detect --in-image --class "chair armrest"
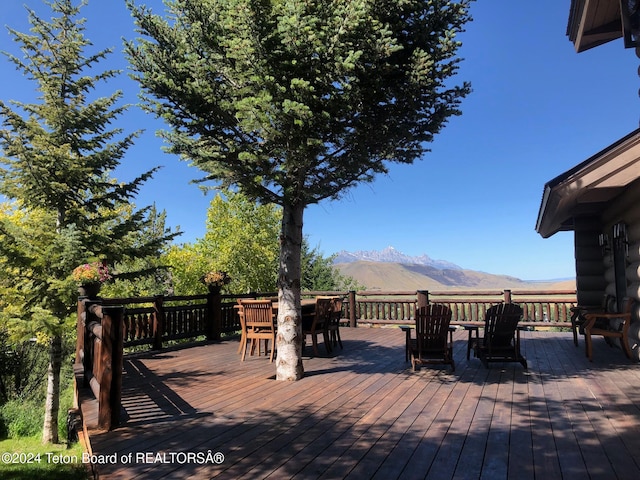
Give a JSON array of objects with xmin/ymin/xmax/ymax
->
[
  {"xmin": 571, "ymin": 305, "xmax": 601, "ymax": 312},
  {"xmin": 583, "ymin": 312, "xmax": 631, "ymax": 332},
  {"xmin": 583, "ymin": 312, "xmax": 631, "ymax": 320},
  {"xmin": 399, "ymin": 325, "xmax": 412, "ymax": 340}
]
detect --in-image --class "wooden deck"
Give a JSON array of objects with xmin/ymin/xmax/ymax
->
[{"xmin": 80, "ymin": 327, "xmax": 640, "ymax": 479}]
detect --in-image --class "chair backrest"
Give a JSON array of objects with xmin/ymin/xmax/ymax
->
[
  {"xmin": 613, "ymin": 297, "xmax": 635, "ymax": 332},
  {"xmin": 415, "ymin": 304, "xmax": 452, "ymax": 351},
  {"xmin": 329, "ymin": 297, "xmax": 344, "ymax": 326},
  {"xmin": 483, "ymin": 303, "xmax": 523, "ymax": 348},
  {"xmin": 311, "ymin": 297, "xmax": 333, "ymax": 331},
  {"xmin": 239, "ymin": 300, "xmax": 274, "ymax": 330}
]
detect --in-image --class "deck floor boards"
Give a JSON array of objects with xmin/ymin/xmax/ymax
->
[{"xmin": 80, "ymin": 327, "xmax": 640, "ymax": 479}]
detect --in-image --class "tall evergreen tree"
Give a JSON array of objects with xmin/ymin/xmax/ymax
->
[
  {"xmin": 0, "ymin": 0, "xmax": 176, "ymax": 443},
  {"xmin": 126, "ymin": 0, "xmax": 472, "ymax": 380}
]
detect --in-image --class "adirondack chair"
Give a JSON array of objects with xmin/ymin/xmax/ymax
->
[
  {"xmin": 405, "ymin": 304, "xmax": 455, "ymax": 371},
  {"xmin": 466, "ymin": 303, "xmax": 527, "ymax": 369}
]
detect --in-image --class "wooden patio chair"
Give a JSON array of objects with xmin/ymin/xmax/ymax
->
[
  {"xmin": 583, "ymin": 297, "xmax": 634, "ymax": 361},
  {"xmin": 327, "ymin": 297, "xmax": 344, "ymax": 351},
  {"xmin": 315, "ymin": 295, "xmax": 344, "ymax": 353},
  {"xmin": 238, "ymin": 299, "xmax": 276, "ymax": 362},
  {"xmin": 303, "ymin": 297, "xmax": 333, "ymax": 356},
  {"xmin": 570, "ymin": 294, "xmax": 615, "ymax": 346},
  {"xmin": 405, "ymin": 304, "xmax": 455, "ymax": 371},
  {"xmin": 236, "ymin": 300, "xmax": 247, "ymax": 354},
  {"xmin": 466, "ymin": 303, "xmax": 527, "ymax": 369}
]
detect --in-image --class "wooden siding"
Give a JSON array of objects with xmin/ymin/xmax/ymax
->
[
  {"xmin": 78, "ymin": 327, "xmax": 640, "ymax": 480},
  {"xmin": 574, "ymin": 216, "xmax": 606, "ymax": 305},
  {"xmin": 602, "ymin": 181, "xmax": 640, "ymax": 357}
]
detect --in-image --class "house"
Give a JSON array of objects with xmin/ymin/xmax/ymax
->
[{"xmin": 536, "ymin": 0, "xmax": 640, "ymax": 358}]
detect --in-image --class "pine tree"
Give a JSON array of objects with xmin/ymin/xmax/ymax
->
[
  {"xmin": 0, "ymin": 0, "xmax": 177, "ymax": 442},
  {"xmin": 126, "ymin": 0, "xmax": 472, "ymax": 380}
]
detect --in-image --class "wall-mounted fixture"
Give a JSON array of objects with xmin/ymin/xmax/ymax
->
[
  {"xmin": 613, "ymin": 222, "xmax": 629, "ymax": 257},
  {"xmin": 599, "ymin": 233, "xmax": 611, "ymax": 257},
  {"xmin": 621, "ymin": 0, "xmax": 640, "ymax": 48}
]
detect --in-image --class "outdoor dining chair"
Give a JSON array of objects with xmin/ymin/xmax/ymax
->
[
  {"xmin": 465, "ymin": 303, "xmax": 527, "ymax": 369},
  {"xmin": 405, "ymin": 304, "xmax": 455, "ymax": 371},
  {"xmin": 238, "ymin": 299, "xmax": 276, "ymax": 362},
  {"xmin": 303, "ymin": 297, "xmax": 333, "ymax": 356},
  {"xmin": 327, "ymin": 297, "xmax": 344, "ymax": 351}
]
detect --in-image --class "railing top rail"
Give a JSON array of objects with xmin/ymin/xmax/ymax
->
[
  {"xmin": 510, "ymin": 289, "xmax": 577, "ymax": 296},
  {"xmin": 427, "ymin": 290, "xmax": 505, "ymax": 297},
  {"xmin": 357, "ymin": 298, "xmax": 417, "ymax": 303},
  {"xmin": 355, "ymin": 290, "xmax": 418, "ymax": 297}
]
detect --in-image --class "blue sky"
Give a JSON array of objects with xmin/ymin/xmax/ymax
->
[{"xmin": 1, "ymin": 1, "xmax": 639, "ymax": 280}]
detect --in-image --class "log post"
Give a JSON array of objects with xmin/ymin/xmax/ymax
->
[
  {"xmin": 206, "ymin": 288, "xmax": 222, "ymax": 341},
  {"xmin": 348, "ymin": 291, "xmax": 357, "ymax": 328},
  {"xmin": 417, "ymin": 290, "xmax": 429, "ymax": 308},
  {"xmin": 97, "ymin": 305, "xmax": 124, "ymax": 430},
  {"xmin": 153, "ymin": 295, "xmax": 165, "ymax": 350},
  {"xmin": 82, "ymin": 300, "xmax": 100, "ymax": 388},
  {"xmin": 75, "ymin": 299, "xmax": 85, "ymax": 368},
  {"xmin": 504, "ymin": 289, "xmax": 512, "ymax": 304}
]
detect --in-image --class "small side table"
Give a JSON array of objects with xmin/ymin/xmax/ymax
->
[{"xmin": 461, "ymin": 324, "xmax": 479, "ymax": 360}]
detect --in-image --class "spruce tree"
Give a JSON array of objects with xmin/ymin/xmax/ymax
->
[
  {"xmin": 0, "ymin": 0, "xmax": 176, "ymax": 442},
  {"xmin": 126, "ymin": 0, "xmax": 472, "ymax": 380}
]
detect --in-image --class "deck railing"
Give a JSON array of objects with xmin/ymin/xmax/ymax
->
[
  {"xmin": 74, "ymin": 300, "xmax": 124, "ymax": 430},
  {"xmin": 74, "ymin": 287, "xmax": 576, "ymax": 430},
  {"xmin": 345, "ymin": 289, "xmax": 577, "ymax": 327}
]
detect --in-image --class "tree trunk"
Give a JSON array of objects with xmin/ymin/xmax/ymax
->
[
  {"xmin": 42, "ymin": 334, "xmax": 62, "ymax": 444},
  {"xmin": 276, "ymin": 201, "xmax": 305, "ymax": 381}
]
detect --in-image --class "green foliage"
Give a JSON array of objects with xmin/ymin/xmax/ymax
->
[
  {"xmin": 100, "ymin": 206, "xmax": 179, "ymax": 298},
  {"xmin": 126, "ymin": 0, "xmax": 472, "ymax": 208},
  {"xmin": 126, "ymin": 0, "xmax": 472, "ymax": 377},
  {"xmin": 163, "ymin": 191, "xmax": 357, "ymax": 295},
  {"xmin": 164, "ymin": 190, "xmax": 281, "ymax": 294},
  {"xmin": 0, "ymin": 331, "xmax": 48, "ymax": 404},
  {"xmin": 0, "ymin": 437, "xmax": 88, "ymax": 479},
  {"xmin": 0, "ymin": 399, "xmax": 43, "ymax": 439},
  {"xmin": 0, "ymin": 0, "xmax": 177, "ymax": 441}
]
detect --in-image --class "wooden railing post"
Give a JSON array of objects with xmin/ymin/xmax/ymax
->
[
  {"xmin": 82, "ymin": 300, "xmax": 100, "ymax": 388},
  {"xmin": 348, "ymin": 290, "xmax": 357, "ymax": 328},
  {"xmin": 206, "ymin": 288, "xmax": 222, "ymax": 341},
  {"xmin": 504, "ymin": 289, "xmax": 512, "ymax": 304},
  {"xmin": 98, "ymin": 305, "xmax": 124, "ymax": 430},
  {"xmin": 417, "ymin": 290, "xmax": 429, "ymax": 308},
  {"xmin": 153, "ymin": 295, "xmax": 165, "ymax": 350},
  {"xmin": 75, "ymin": 299, "xmax": 85, "ymax": 370}
]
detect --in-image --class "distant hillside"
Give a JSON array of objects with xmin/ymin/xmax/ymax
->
[
  {"xmin": 332, "ymin": 247, "xmax": 575, "ymax": 291},
  {"xmin": 334, "ymin": 246, "xmax": 462, "ymax": 271}
]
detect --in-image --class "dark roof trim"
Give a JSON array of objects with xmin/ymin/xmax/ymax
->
[{"xmin": 536, "ymin": 127, "xmax": 640, "ymax": 237}]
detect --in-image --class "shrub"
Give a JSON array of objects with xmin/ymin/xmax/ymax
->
[{"xmin": 0, "ymin": 400, "xmax": 43, "ymax": 439}]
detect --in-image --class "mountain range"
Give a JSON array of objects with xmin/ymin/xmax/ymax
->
[
  {"xmin": 332, "ymin": 246, "xmax": 575, "ymax": 291},
  {"xmin": 333, "ymin": 246, "xmax": 462, "ymax": 271}
]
